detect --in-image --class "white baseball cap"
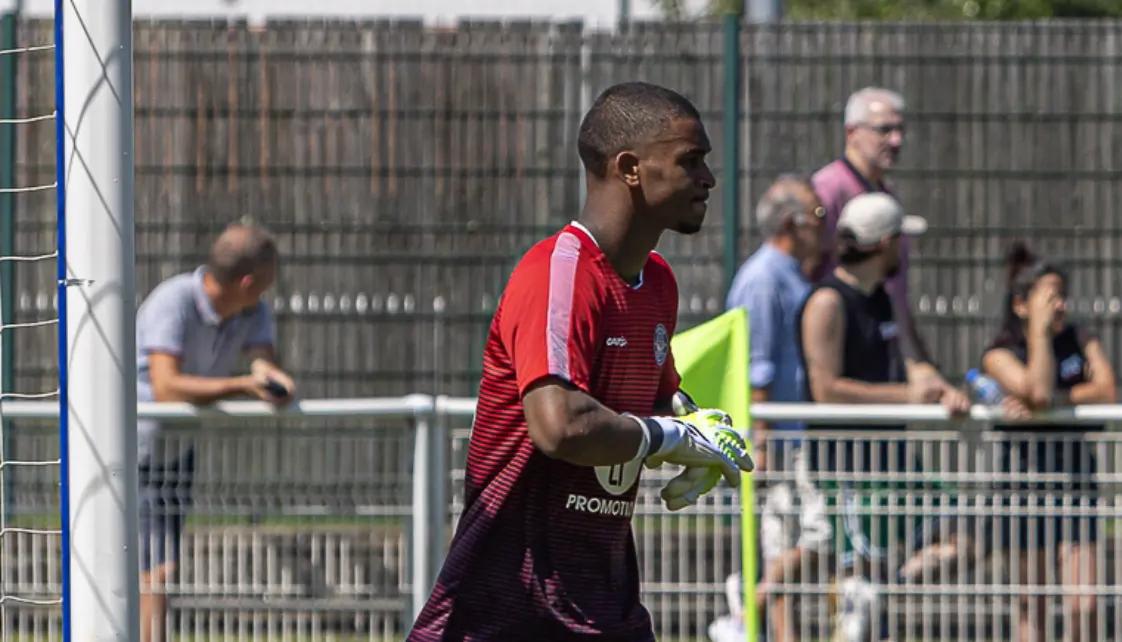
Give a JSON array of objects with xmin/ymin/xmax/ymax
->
[{"xmin": 836, "ymin": 192, "xmax": 927, "ymax": 247}]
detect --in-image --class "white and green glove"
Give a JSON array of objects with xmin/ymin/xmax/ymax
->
[
  {"xmin": 624, "ymin": 399, "xmax": 754, "ymax": 512},
  {"xmin": 658, "ymin": 409, "xmax": 752, "ymax": 511}
]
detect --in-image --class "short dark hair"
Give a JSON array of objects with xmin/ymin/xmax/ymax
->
[
  {"xmin": 207, "ymin": 223, "xmax": 278, "ymax": 284},
  {"xmin": 577, "ymin": 82, "xmax": 701, "ymax": 178}
]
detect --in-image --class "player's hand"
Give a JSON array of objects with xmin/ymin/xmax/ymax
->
[
  {"xmin": 637, "ymin": 409, "xmax": 753, "ymax": 486},
  {"xmin": 679, "ymin": 409, "xmax": 754, "ymax": 475},
  {"xmin": 660, "ymin": 465, "xmax": 721, "ymax": 511},
  {"xmin": 653, "ymin": 398, "xmax": 754, "ymax": 510},
  {"xmin": 657, "ymin": 411, "xmax": 755, "ymax": 511}
]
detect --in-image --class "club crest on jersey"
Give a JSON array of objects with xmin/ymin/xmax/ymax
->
[{"xmin": 654, "ymin": 323, "xmax": 669, "ymax": 366}]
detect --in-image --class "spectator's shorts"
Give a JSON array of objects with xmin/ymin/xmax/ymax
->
[
  {"xmin": 139, "ymin": 449, "xmax": 195, "ymax": 572},
  {"xmin": 994, "ymin": 437, "xmax": 1100, "ymax": 550}
]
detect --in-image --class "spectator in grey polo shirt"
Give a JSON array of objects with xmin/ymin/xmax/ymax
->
[
  {"xmin": 135, "ymin": 223, "xmax": 295, "ymax": 642},
  {"xmin": 726, "ymin": 176, "xmax": 828, "ymax": 642}
]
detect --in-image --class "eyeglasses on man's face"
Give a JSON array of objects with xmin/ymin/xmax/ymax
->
[{"xmin": 858, "ymin": 122, "xmax": 905, "ymax": 137}]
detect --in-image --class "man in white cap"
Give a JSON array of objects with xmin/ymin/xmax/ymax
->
[
  {"xmin": 799, "ymin": 192, "xmax": 964, "ymax": 412},
  {"xmin": 796, "ymin": 192, "xmax": 968, "ymax": 641}
]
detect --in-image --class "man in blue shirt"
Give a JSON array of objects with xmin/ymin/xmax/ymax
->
[
  {"xmin": 726, "ymin": 176, "xmax": 828, "ymax": 642},
  {"xmin": 135, "ymin": 223, "xmax": 296, "ymax": 642}
]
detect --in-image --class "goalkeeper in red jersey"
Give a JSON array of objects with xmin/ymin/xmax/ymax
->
[{"xmin": 409, "ymin": 81, "xmax": 753, "ymax": 642}]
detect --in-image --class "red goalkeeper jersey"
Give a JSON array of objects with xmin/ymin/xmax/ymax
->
[{"xmin": 409, "ymin": 222, "xmax": 681, "ymax": 641}]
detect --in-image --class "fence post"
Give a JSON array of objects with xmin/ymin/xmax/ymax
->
[
  {"xmin": 429, "ymin": 297, "xmax": 449, "ymax": 592},
  {"xmin": 410, "ymin": 392, "xmax": 447, "ymax": 625},
  {"xmin": 410, "ymin": 404, "xmax": 433, "ymax": 623},
  {"xmin": 721, "ymin": 6, "xmax": 743, "ymax": 296},
  {"xmin": 428, "ymin": 396, "xmax": 448, "ymax": 595}
]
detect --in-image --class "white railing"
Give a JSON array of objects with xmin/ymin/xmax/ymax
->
[
  {"xmin": 752, "ymin": 402, "xmax": 1122, "ymax": 424},
  {"xmin": 13, "ymin": 398, "xmax": 1122, "ymax": 423}
]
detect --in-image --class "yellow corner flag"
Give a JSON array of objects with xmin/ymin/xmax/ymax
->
[{"xmin": 670, "ymin": 307, "xmax": 757, "ymax": 642}]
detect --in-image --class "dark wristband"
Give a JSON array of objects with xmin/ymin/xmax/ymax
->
[{"xmin": 643, "ymin": 417, "xmax": 665, "ymax": 455}]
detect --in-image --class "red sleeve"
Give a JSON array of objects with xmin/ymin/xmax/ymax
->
[
  {"xmin": 652, "ymin": 253, "xmax": 682, "ymax": 402},
  {"xmin": 499, "ymin": 233, "xmax": 604, "ymax": 396}
]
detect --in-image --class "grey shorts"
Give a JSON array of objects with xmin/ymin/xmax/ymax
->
[{"xmin": 138, "ymin": 450, "xmax": 194, "ymax": 572}]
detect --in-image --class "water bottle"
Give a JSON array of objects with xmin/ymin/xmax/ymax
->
[{"xmin": 965, "ymin": 368, "xmax": 1003, "ymax": 404}]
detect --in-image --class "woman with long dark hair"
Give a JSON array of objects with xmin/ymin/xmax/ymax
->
[{"xmin": 981, "ymin": 242, "xmax": 1115, "ymax": 642}]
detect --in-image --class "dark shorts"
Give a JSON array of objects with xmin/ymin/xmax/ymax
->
[
  {"xmin": 139, "ymin": 449, "xmax": 195, "ymax": 572},
  {"xmin": 898, "ymin": 436, "xmax": 1101, "ymax": 554},
  {"xmin": 991, "ymin": 437, "xmax": 1099, "ymax": 549},
  {"xmin": 993, "ymin": 493, "xmax": 1100, "ymax": 549}
]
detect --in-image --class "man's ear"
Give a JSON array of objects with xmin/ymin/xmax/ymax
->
[
  {"xmin": 239, "ymin": 274, "xmax": 255, "ymax": 291},
  {"xmin": 613, "ymin": 150, "xmax": 641, "ymax": 188}
]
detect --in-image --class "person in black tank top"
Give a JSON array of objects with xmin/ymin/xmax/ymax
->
[
  {"xmin": 801, "ymin": 273, "xmax": 907, "ymax": 428},
  {"xmin": 798, "ymin": 194, "xmax": 969, "ymax": 639},
  {"xmin": 979, "ymin": 243, "xmax": 1115, "ymax": 642},
  {"xmin": 799, "ymin": 194, "xmax": 968, "ymax": 469}
]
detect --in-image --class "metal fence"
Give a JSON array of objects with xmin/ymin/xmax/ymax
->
[
  {"xmin": 10, "ymin": 20, "xmax": 1122, "ymax": 396},
  {"xmin": 753, "ymin": 417, "xmax": 1120, "ymax": 642},
  {"xmin": 6, "ymin": 399, "xmax": 1122, "ymax": 641}
]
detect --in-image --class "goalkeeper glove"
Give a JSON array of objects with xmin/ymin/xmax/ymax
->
[
  {"xmin": 660, "ymin": 465, "xmax": 720, "ymax": 511},
  {"xmin": 624, "ymin": 409, "xmax": 753, "ymax": 488},
  {"xmin": 658, "ymin": 409, "xmax": 753, "ymax": 511}
]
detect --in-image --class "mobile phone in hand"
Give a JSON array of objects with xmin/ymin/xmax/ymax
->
[{"xmin": 264, "ymin": 378, "xmax": 290, "ymax": 398}]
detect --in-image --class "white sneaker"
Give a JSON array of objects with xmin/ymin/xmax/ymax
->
[{"xmin": 835, "ymin": 576, "xmax": 878, "ymax": 642}]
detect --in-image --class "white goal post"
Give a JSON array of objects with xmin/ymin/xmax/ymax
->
[{"xmin": 57, "ymin": 0, "xmax": 138, "ymax": 638}]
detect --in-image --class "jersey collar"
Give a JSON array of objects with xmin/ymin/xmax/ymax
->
[{"xmin": 568, "ymin": 220, "xmax": 645, "ymax": 289}]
